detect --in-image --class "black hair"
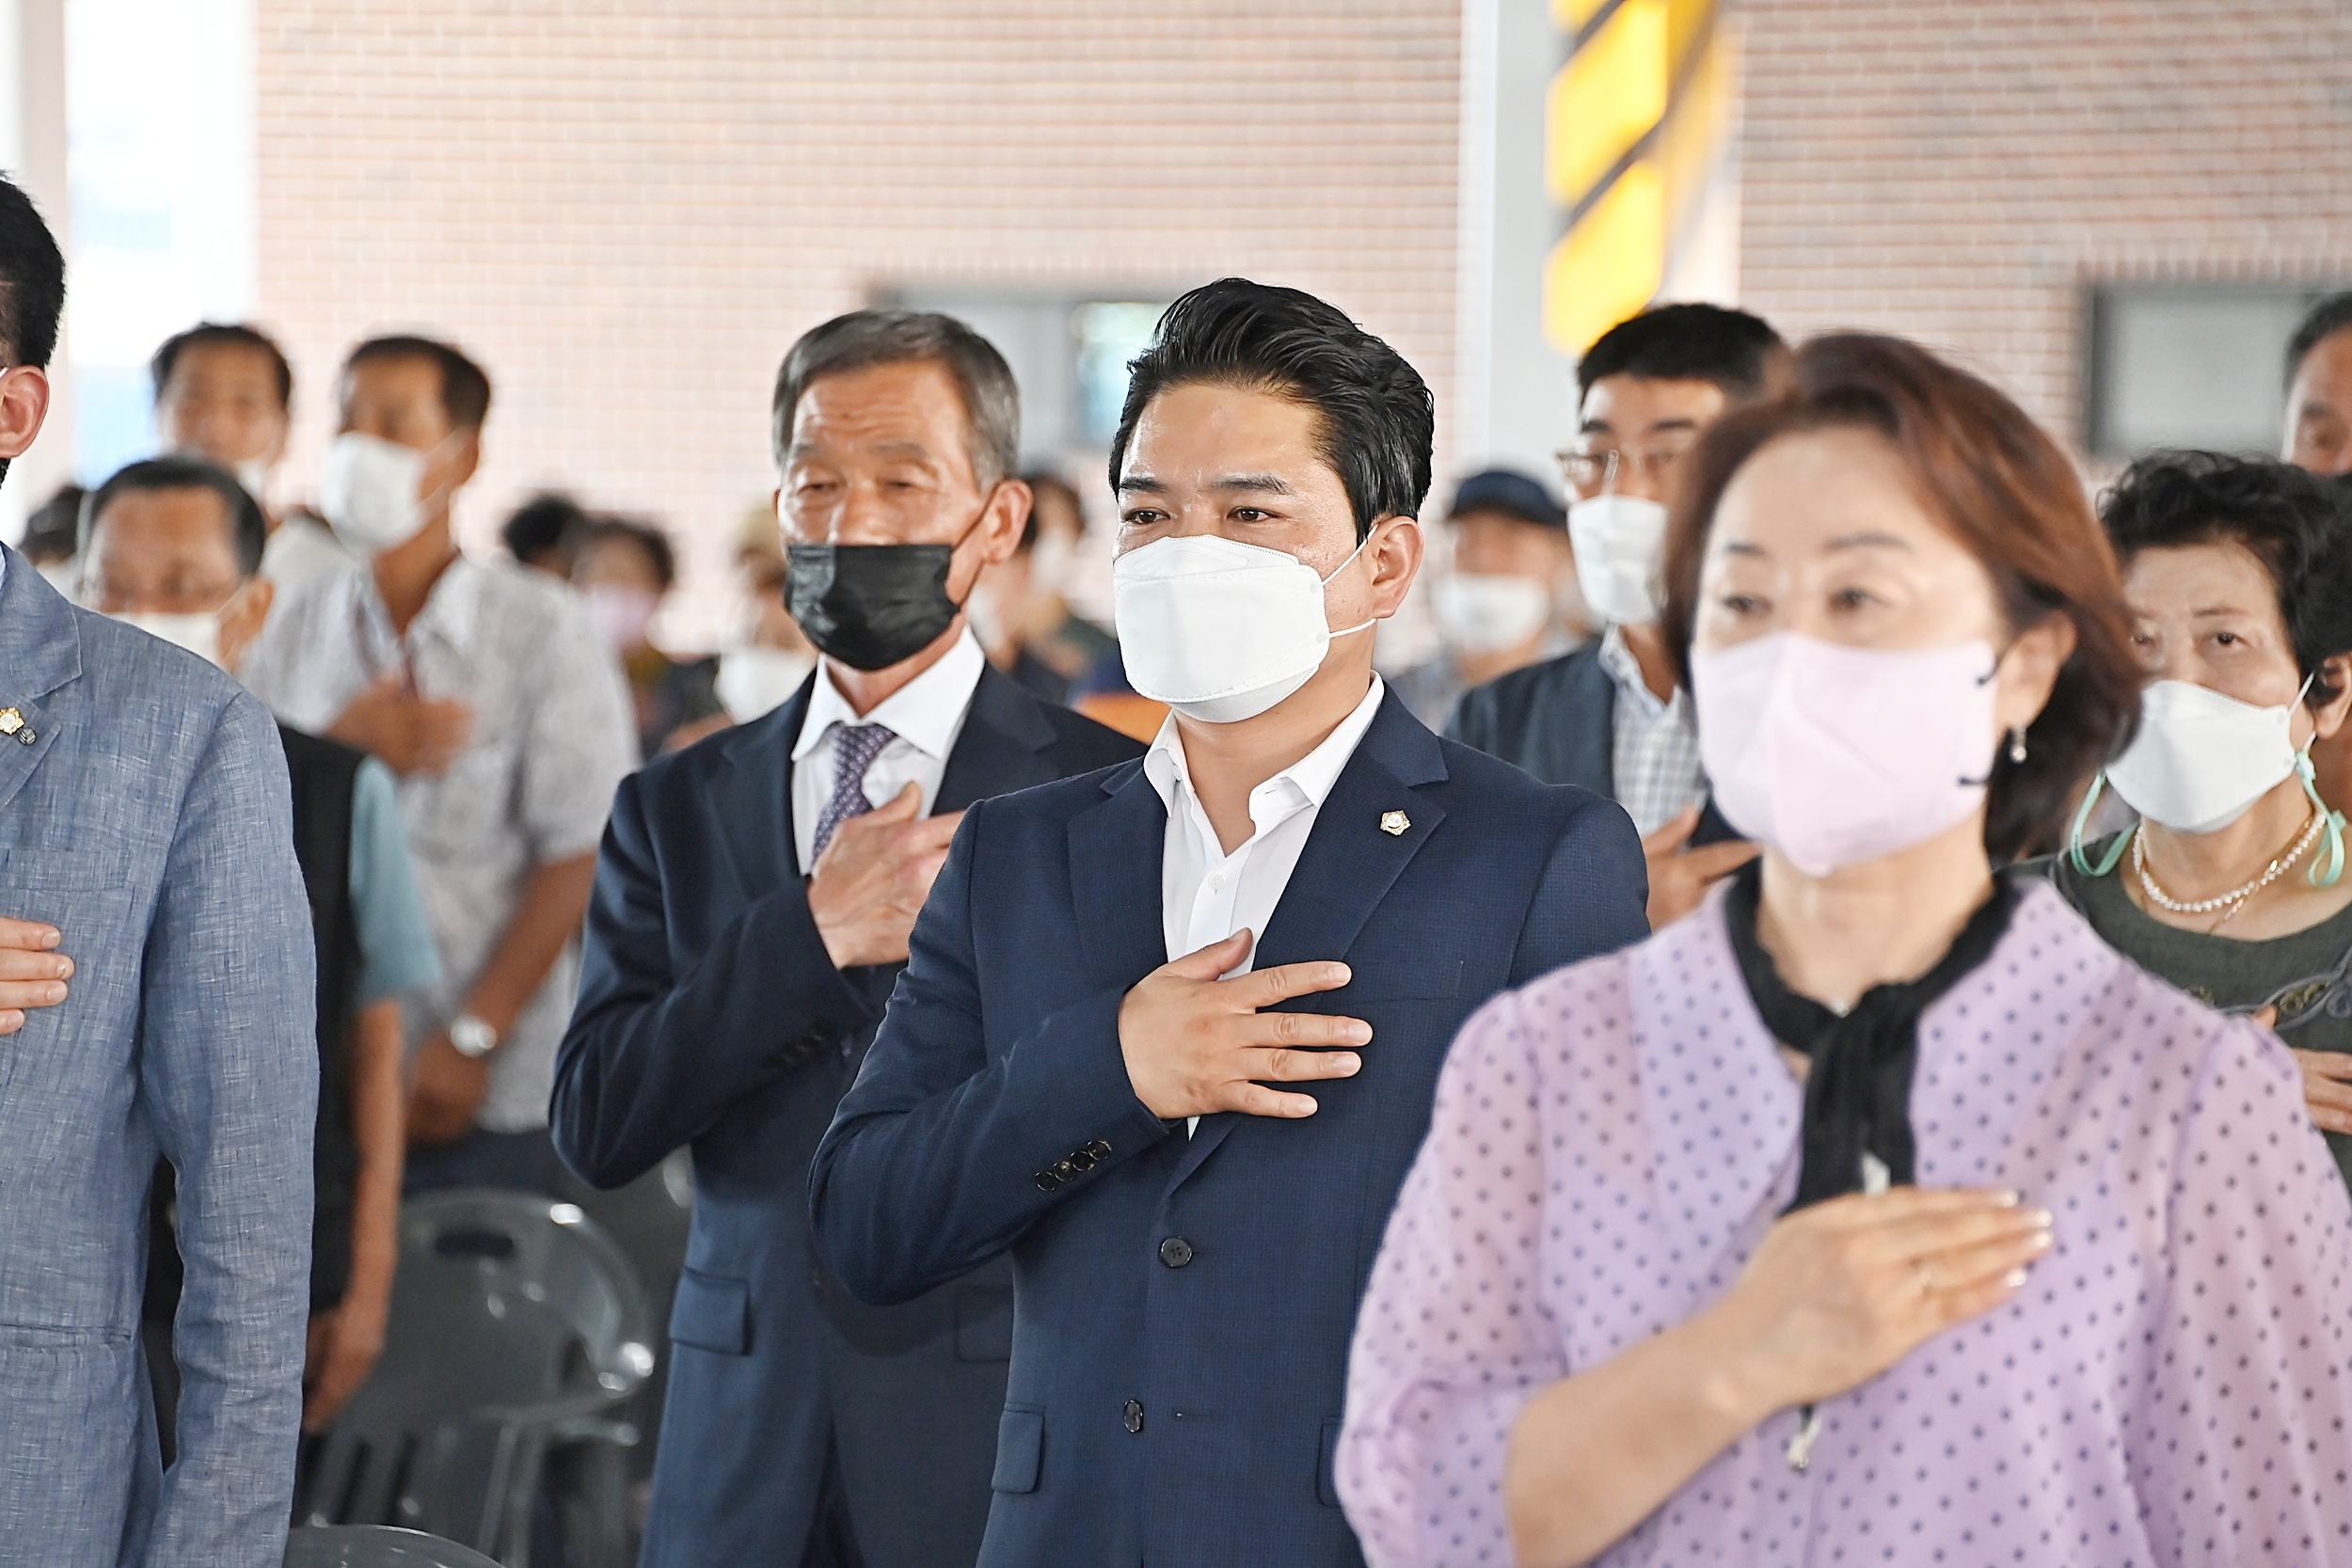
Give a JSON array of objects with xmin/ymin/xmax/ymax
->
[
  {"xmin": 2286, "ymin": 293, "xmax": 2352, "ymax": 389},
  {"xmin": 772, "ymin": 310, "xmax": 1020, "ymax": 487},
  {"xmin": 578, "ymin": 515, "xmax": 677, "ymax": 592},
  {"xmin": 87, "ymin": 455, "xmax": 268, "ymax": 578},
  {"xmin": 0, "ymin": 176, "xmax": 64, "ymax": 372},
  {"xmin": 345, "ymin": 334, "xmax": 492, "ymax": 431},
  {"xmin": 151, "ymin": 322, "xmax": 294, "ymax": 410},
  {"xmin": 502, "ymin": 492, "xmax": 588, "ymax": 570},
  {"xmin": 0, "ymin": 178, "xmax": 64, "ymax": 489},
  {"xmin": 20, "ymin": 483, "xmax": 82, "ymax": 563},
  {"xmin": 1108, "ymin": 277, "xmax": 1434, "ymax": 542},
  {"xmin": 1576, "ymin": 302, "xmax": 1788, "ymax": 402},
  {"xmin": 2100, "ymin": 450, "xmax": 2352, "ymax": 706}
]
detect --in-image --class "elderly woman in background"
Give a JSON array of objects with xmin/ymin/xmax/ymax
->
[
  {"xmin": 1336, "ymin": 335, "xmax": 2352, "ymax": 1567},
  {"xmin": 2044, "ymin": 451, "xmax": 2352, "ymax": 1186}
]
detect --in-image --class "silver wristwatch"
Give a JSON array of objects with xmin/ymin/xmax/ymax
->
[{"xmin": 449, "ymin": 1012, "xmax": 500, "ymax": 1059}]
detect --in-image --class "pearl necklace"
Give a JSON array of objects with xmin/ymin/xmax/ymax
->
[{"xmin": 2133, "ymin": 806, "xmax": 2325, "ymax": 927}]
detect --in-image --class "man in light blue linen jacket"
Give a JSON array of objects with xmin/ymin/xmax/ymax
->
[{"xmin": 0, "ymin": 175, "xmax": 318, "ymax": 1567}]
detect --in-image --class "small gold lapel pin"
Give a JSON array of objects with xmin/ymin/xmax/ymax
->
[
  {"xmin": 0, "ymin": 709, "xmax": 20, "ymax": 736},
  {"xmin": 1380, "ymin": 809, "xmax": 1410, "ymax": 836}
]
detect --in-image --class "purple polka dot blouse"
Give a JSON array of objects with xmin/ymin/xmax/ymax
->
[{"xmin": 1338, "ymin": 881, "xmax": 2352, "ymax": 1566}]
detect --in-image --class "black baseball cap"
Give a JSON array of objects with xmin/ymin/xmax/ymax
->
[{"xmin": 1445, "ymin": 468, "xmax": 1566, "ymax": 531}]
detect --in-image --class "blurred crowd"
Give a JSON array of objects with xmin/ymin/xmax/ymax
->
[{"xmin": 7, "ymin": 161, "xmax": 2352, "ymax": 1568}]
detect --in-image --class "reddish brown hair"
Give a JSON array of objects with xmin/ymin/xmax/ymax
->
[{"xmin": 1659, "ymin": 333, "xmax": 2140, "ymax": 861}]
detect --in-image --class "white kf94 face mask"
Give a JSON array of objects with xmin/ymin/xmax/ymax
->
[
  {"xmin": 1112, "ymin": 533, "xmax": 1375, "ymax": 724},
  {"xmin": 320, "ymin": 433, "xmax": 434, "ymax": 556},
  {"xmin": 1567, "ymin": 493, "xmax": 1670, "ymax": 626},
  {"xmin": 2106, "ymin": 676, "xmax": 2310, "ymax": 835},
  {"xmin": 1431, "ymin": 572, "xmax": 1550, "ymax": 654},
  {"xmin": 110, "ymin": 610, "xmax": 222, "ymax": 667}
]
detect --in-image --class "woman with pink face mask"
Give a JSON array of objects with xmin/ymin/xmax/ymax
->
[{"xmin": 1336, "ymin": 336, "xmax": 2352, "ymax": 1568}]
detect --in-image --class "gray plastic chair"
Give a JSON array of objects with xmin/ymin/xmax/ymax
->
[
  {"xmin": 284, "ymin": 1525, "xmax": 502, "ymax": 1567},
  {"xmin": 295, "ymin": 1191, "xmax": 656, "ymax": 1567}
]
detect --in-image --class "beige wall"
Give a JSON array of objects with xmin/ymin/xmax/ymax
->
[
  {"xmin": 1734, "ymin": 0, "xmax": 2352, "ymax": 442},
  {"xmin": 256, "ymin": 0, "xmax": 1463, "ymax": 636}
]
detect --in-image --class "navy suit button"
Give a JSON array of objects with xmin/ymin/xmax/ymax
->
[
  {"xmin": 1122, "ymin": 1399, "xmax": 1145, "ymax": 1433},
  {"xmin": 1067, "ymin": 1148, "xmax": 1097, "ymax": 1172},
  {"xmin": 1086, "ymin": 1139, "xmax": 1112, "ymax": 1159},
  {"xmin": 1035, "ymin": 1170, "xmax": 1063, "ymax": 1192},
  {"xmin": 1158, "ymin": 1237, "xmax": 1194, "ymax": 1268},
  {"xmin": 1054, "ymin": 1159, "xmax": 1079, "ymax": 1180}
]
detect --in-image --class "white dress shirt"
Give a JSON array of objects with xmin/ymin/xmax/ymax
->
[
  {"xmin": 791, "ymin": 628, "xmax": 988, "ymax": 874},
  {"xmin": 1142, "ymin": 675, "xmax": 1388, "ymax": 1133}
]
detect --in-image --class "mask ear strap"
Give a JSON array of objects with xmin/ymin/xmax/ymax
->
[
  {"xmin": 2068, "ymin": 773, "xmax": 2132, "ymax": 878},
  {"xmin": 2297, "ymin": 745, "xmax": 2347, "ymax": 889}
]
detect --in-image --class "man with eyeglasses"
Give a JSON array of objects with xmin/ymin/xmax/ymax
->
[{"xmin": 1448, "ymin": 303, "xmax": 1788, "ymax": 926}]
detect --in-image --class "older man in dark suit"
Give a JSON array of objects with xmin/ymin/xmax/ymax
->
[{"xmin": 551, "ymin": 310, "xmax": 1139, "ymax": 1568}]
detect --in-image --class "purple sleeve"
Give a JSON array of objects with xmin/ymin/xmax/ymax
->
[
  {"xmin": 2137, "ymin": 1019, "xmax": 2352, "ymax": 1566},
  {"xmin": 1337, "ymin": 985, "xmax": 1565, "ymax": 1568}
]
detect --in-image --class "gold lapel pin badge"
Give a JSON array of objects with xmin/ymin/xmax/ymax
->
[
  {"xmin": 0, "ymin": 707, "xmax": 28, "ymax": 743},
  {"xmin": 1380, "ymin": 809, "xmax": 1410, "ymax": 836}
]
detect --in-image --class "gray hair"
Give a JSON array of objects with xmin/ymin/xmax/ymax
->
[{"xmin": 771, "ymin": 309, "xmax": 1021, "ymax": 489}]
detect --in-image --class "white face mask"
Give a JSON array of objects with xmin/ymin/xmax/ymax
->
[
  {"xmin": 169, "ymin": 445, "xmax": 270, "ymax": 507},
  {"xmin": 1112, "ymin": 533, "xmax": 1375, "ymax": 724},
  {"xmin": 111, "ymin": 610, "xmax": 223, "ymax": 667},
  {"xmin": 320, "ymin": 433, "xmax": 434, "ymax": 555},
  {"xmin": 2106, "ymin": 676, "xmax": 2311, "ymax": 834},
  {"xmin": 713, "ymin": 644, "xmax": 816, "ymax": 723},
  {"xmin": 1028, "ymin": 528, "xmax": 1076, "ymax": 599},
  {"xmin": 1567, "ymin": 493, "xmax": 1670, "ymax": 626},
  {"xmin": 1431, "ymin": 572, "xmax": 1549, "ymax": 654}
]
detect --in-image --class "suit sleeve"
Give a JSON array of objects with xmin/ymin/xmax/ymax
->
[
  {"xmin": 811, "ymin": 799, "xmax": 1172, "ymax": 1306},
  {"xmin": 140, "ymin": 691, "xmax": 318, "ymax": 1568},
  {"xmin": 549, "ymin": 768, "xmax": 879, "ymax": 1189},
  {"xmin": 1507, "ymin": 795, "xmax": 1650, "ymax": 986}
]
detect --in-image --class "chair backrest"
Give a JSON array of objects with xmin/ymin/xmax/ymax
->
[
  {"xmin": 284, "ymin": 1524, "xmax": 504, "ymax": 1568},
  {"xmin": 295, "ymin": 1190, "xmax": 656, "ymax": 1543}
]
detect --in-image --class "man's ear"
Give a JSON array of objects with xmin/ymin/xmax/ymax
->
[
  {"xmin": 449, "ymin": 429, "xmax": 483, "ymax": 490},
  {"xmin": 0, "ymin": 366, "xmax": 52, "ymax": 461},
  {"xmin": 975, "ymin": 478, "xmax": 1032, "ymax": 569},
  {"xmin": 1366, "ymin": 515, "xmax": 1424, "ymax": 617}
]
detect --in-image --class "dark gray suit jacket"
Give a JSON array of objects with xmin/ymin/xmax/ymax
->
[{"xmin": 1445, "ymin": 641, "xmax": 1741, "ymax": 844}]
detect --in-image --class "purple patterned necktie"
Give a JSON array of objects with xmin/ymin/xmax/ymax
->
[{"xmin": 811, "ymin": 722, "xmax": 898, "ymax": 861}]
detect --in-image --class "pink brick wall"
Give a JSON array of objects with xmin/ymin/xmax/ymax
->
[
  {"xmin": 1733, "ymin": 0, "xmax": 2352, "ymax": 442},
  {"xmin": 254, "ymin": 0, "xmax": 1463, "ymax": 635}
]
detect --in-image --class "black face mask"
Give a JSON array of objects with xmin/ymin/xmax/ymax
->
[{"xmin": 785, "ymin": 542, "xmax": 962, "ymax": 672}]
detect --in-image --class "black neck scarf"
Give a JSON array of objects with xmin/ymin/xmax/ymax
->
[{"xmin": 1724, "ymin": 858, "xmax": 2021, "ymax": 1212}]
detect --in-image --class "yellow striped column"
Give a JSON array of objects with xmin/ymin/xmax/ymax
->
[{"xmin": 1542, "ymin": 0, "xmax": 1734, "ymax": 355}]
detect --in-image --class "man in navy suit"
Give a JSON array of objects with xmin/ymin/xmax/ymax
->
[
  {"xmin": 1447, "ymin": 303, "xmax": 1786, "ymax": 927},
  {"xmin": 549, "ymin": 310, "xmax": 1140, "ymax": 1568},
  {"xmin": 811, "ymin": 279, "xmax": 1650, "ymax": 1568}
]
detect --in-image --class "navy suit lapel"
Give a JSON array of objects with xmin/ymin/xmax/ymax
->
[
  {"xmin": 0, "ymin": 547, "xmax": 81, "ymax": 819},
  {"xmin": 1169, "ymin": 692, "xmax": 1450, "ymax": 1186},
  {"xmin": 1548, "ymin": 645, "xmax": 1618, "ymax": 800},
  {"xmin": 1068, "ymin": 761, "xmax": 1168, "ymax": 995},
  {"xmin": 936, "ymin": 662, "xmax": 1060, "ymax": 812},
  {"xmin": 709, "ymin": 676, "xmax": 814, "ymax": 910}
]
